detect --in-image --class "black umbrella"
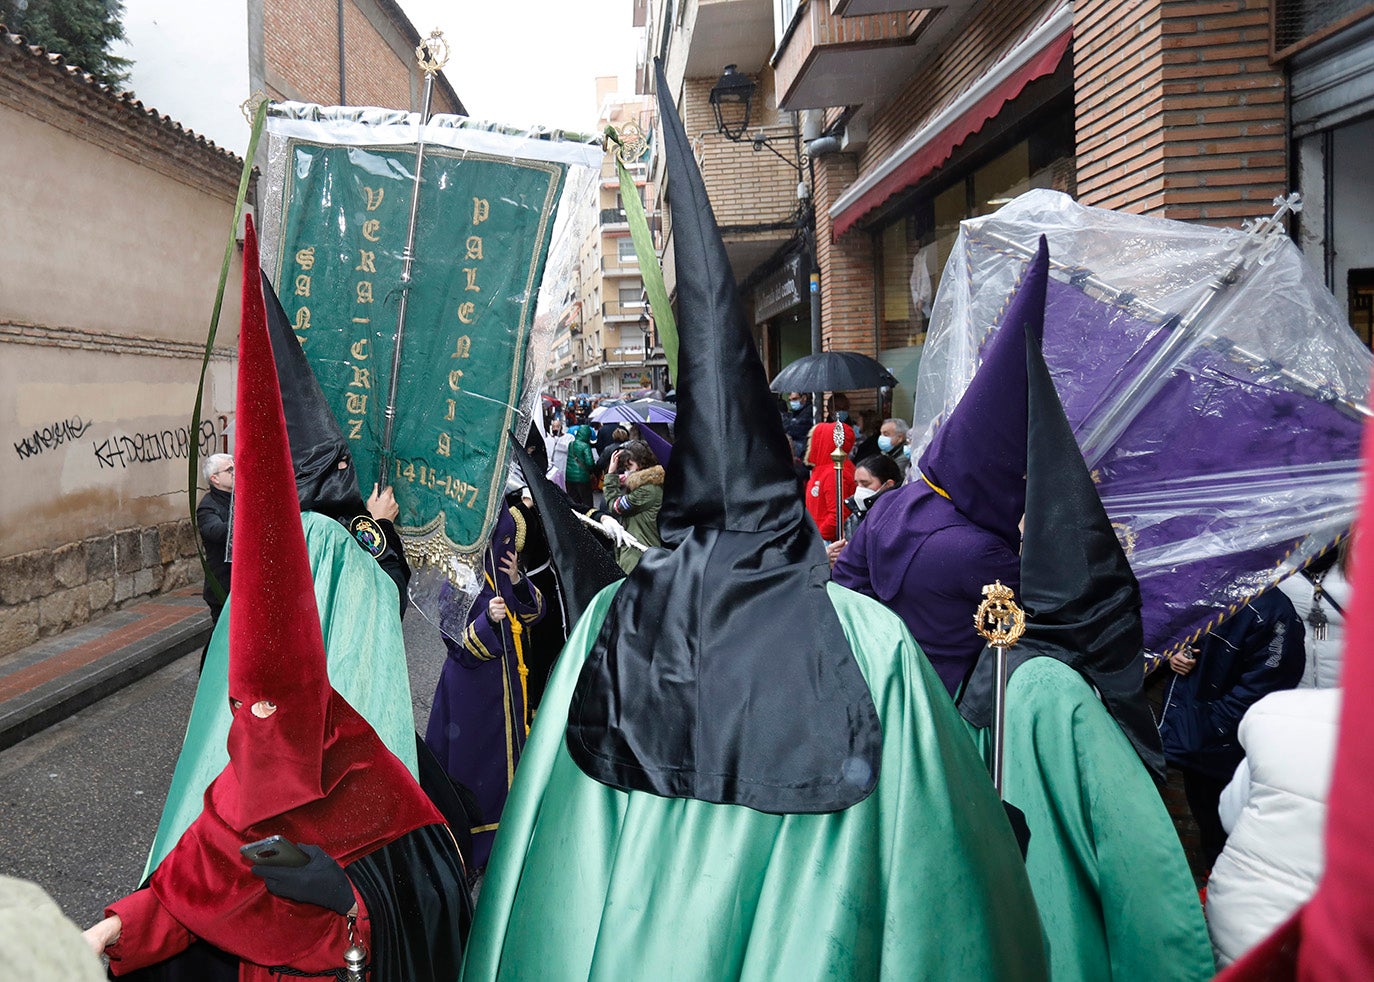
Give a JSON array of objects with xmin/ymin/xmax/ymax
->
[{"xmin": 768, "ymin": 351, "xmax": 897, "ymax": 393}]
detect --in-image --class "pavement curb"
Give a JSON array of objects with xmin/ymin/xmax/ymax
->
[{"xmin": 0, "ymin": 614, "xmax": 210, "ymax": 752}]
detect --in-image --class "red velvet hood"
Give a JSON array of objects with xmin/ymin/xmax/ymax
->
[{"xmin": 144, "ymin": 217, "xmax": 440, "ymax": 964}]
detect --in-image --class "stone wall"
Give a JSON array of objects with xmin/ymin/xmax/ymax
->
[{"xmin": 0, "ymin": 519, "xmax": 203, "ymax": 659}]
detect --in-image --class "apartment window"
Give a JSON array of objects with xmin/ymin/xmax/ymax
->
[
  {"xmin": 618, "ymin": 238, "xmax": 638, "ymax": 262},
  {"xmin": 619, "ymin": 286, "xmax": 645, "ymax": 308},
  {"xmin": 872, "ymin": 104, "xmax": 1075, "ymax": 352}
]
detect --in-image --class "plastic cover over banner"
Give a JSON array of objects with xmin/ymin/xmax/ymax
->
[
  {"xmin": 259, "ymin": 102, "xmax": 599, "ymax": 627},
  {"xmin": 911, "ymin": 189, "xmax": 1372, "ymax": 663}
]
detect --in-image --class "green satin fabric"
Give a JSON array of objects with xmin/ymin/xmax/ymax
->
[
  {"xmin": 463, "ymin": 583, "xmax": 1048, "ymax": 981},
  {"xmin": 965, "ymin": 658, "xmax": 1214, "ymax": 981},
  {"xmin": 142, "ymin": 512, "xmax": 419, "ymax": 879}
]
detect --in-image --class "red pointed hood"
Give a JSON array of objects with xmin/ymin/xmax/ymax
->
[{"xmin": 223, "ymin": 214, "xmax": 332, "ymax": 827}]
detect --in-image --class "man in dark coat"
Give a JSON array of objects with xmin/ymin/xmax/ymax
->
[
  {"xmin": 196, "ymin": 453, "xmax": 235, "ymax": 624},
  {"xmin": 1159, "ymin": 589, "xmax": 1306, "ymax": 867}
]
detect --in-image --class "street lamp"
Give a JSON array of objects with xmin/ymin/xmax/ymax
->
[{"xmin": 709, "ymin": 64, "xmax": 756, "ymax": 142}]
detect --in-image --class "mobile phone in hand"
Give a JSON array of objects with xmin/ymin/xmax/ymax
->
[{"xmin": 240, "ymin": 835, "xmax": 310, "ymax": 868}]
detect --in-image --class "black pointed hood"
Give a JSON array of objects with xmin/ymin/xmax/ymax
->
[
  {"xmin": 563, "ymin": 60, "xmax": 882, "ymax": 813},
  {"xmin": 510, "ymin": 436, "xmax": 623, "ymax": 627},
  {"xmin": 959, "ymin": 304, "xmax": 1166, "ymax": 780},
  {"xmin": 261, "ymin": 271, "xmax": 367, "ymax": 519}
]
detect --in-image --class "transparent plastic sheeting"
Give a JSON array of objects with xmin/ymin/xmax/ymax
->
[
  {"xmin": 259, "ymin": 102, "xmax": 600, "ymax": 639},
  {"xmin": 911, "ymin": 189, "xmax": 1371, "ymax": 663}
]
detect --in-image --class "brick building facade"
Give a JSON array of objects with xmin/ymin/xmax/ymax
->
[{"xmin": 644, "ymin": 0, "xmax": 1325, "ymax": 423}]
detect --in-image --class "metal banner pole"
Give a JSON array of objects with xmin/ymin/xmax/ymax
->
[
  {"xmin": 973, "ymin": 580, "xmax": 1025, "ymax": 797},
  {"xmin": 379, "ymin": 29, "xmax": 449, "ymax": 487},
  {"xmin": 830, "ymin": 422, "xmax": 847, "ymax": 541}
]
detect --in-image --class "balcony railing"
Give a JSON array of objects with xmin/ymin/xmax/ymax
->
[
  {"xmin": 604, "ymin": 300, "xmax": 648, "ymax": 319},
  {"xmin": 602, "ymin": 256, "xmax": 642, "ymax": 272}
]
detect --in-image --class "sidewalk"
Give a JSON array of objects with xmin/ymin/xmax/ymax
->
[{"xmin": 0, "ymin": 587, "xmax": 211, "ymax": 751}]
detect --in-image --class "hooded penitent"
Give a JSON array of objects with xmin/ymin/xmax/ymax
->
[
  {"xmin": 104, "ymin": 217, "xmax": 444, "ymax": 974},
  {"xmin": 832, "ymin": 239, "xmax": 1047, "ymax": 695},
  {"xmin": 951, "ymin": 248, "xmax": 1213, "ymax": 982},
  {"xmin": 958, "ymin": 282, "xmax": 1166, "ymax": 779},
  {"xmin": 461, "ymin": 60, "xmax": 1047, "ymax": 982},
  {"xmin": 511, "ymin": 437, "xmax": 623, "ymax": 627},
  {"xmin": 261, "ymin": 270, "xmax": 367, "ymax": 520},
  {"xmin": 564, "ymin": 62, "xmax": 882, "ymax": 814},
  {"xmin": 426, "ymin": 496, "xmax": 548, "ymax": 870}
]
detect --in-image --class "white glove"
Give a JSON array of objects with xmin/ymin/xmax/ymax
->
[{"xmin": 599, "ymin": 514, "xmax": 627, "ymax": 546}]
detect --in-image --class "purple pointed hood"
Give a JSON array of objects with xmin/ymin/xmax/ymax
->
[{"xmin": 918, "ymin": 236, "xmax": 1049, "ymax": 548}]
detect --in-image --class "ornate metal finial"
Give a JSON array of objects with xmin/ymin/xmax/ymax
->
[
  {"xmin": 416, "ymin": 29, "xmax": 450, "ymax": 75},
  {"xmin": 974, "ymin": 581, "xmax": 1025, "ymax": 647},
  {"xmin": 832, "ymin": 420, "xmax": 846, "ymax": 452},
  {"xmin": 616, "ymin": 120, "xmax": 649, "ymax": 166},
  {"xmin": 239, "ymin": 90, "xmax": 268, "ymax": 124}
]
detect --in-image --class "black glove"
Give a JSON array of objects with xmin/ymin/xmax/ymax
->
[
  {"xmin": 1002, "ymin": 801, "xmax": 1032, "ymax": 860},
  {"xmin": 251, "ymin": 843, "xmax": 355, "ymax": 915}
]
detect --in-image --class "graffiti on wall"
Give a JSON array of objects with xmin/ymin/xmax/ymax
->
[
  {"xmin": 10, "ymin": 414, "xmax": 230, "ymax": 473},
  {"xmin": 92, "ymin": 418, "xmax": 226, "ymax": 470},
  {"xmin": 12, "ymin": 416, "xmax": 93, "ymax": 460}
]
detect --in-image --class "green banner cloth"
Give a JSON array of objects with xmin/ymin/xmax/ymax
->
[
  {"xmin": 964, "ymin": 658, "xmax": 1216, "ymax": 982},
  {"xmin": 141, "ymin": 513, "xmax": 419, "ymax": 879},
  {"xmin": 273, "ymin": 140, "xmax": 565, "ymax": 566},
  {"xmin": 462, "ymin": 582, "xmax": 1049, "ymax": 981}
]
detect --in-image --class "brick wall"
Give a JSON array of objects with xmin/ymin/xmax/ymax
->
[
  {"xmin": 0, "ymin": 520, "xmax": 203, "ymax": 659},
  {"xmin": 265, "ymin": 0, "xmax": 462, "ymax": 114},
  {"xmin": 814, "ymin": 151, "xmax": 877, "ymax": 359},
  {"xmin": 1076, "ymin": 0, "xmax": 1287, "ymax": 224},
  {"xmin": 344, "ymin": 1, "xmax": 415, "ymax": 110},
  {"xmin": 682, "ymin": 75, "xmax": 798, "ymax": 229},
  {"xmin": 264, "ymin": 0, "xmax": 341, "ymax": 104},
  {"xmin": 858, "ymin": 1, "xmax": 1059, "ymax": 176}
]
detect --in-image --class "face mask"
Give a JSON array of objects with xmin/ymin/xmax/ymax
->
[
  {"xmin": 835, "ymin": 410, "xmax": 850, "ymax": 423},
  {"xmin": 877, "ymin": 435, "xmax": 894, "ymax": 453},
  {"xmin": 788, "ymin": 400, "xmax": 802, "ymax": 411},
  {"xmin": 852, "ymin": 486, "xmax": 878, "ymax": 511},
  {"xmin": 902, "ymin": 443, "xmax": 912, "ymax": 459}
]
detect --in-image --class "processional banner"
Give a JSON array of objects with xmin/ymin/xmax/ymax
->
[{"xmin": 260, "ymin": 104, "xmax": 599, "ymax": 573}]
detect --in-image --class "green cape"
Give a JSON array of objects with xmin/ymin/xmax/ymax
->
[
  {"xmin": 965, "ymin": 658, "xmax": 1214, "ymax": 981},
  {"xmin": 462, "ymin": 582, "xmax": 1049, "ymax": 981},
  {"xmin": 142, "ymin": 512, "xmax": 419, "ymax": 879}
]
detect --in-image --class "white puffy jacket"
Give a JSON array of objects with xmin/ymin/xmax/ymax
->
[
  {"xmin": 1206, "ymin": 687, "xmax": 1341, "ymax": 967},
  {"xmin": 1278, "ymin": 570, "xmax": 1349, "ymax": 688}
]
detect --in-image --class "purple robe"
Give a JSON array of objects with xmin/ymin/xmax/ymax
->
[
  {"xmin": 833, "ymin": 481, "xmax": 1018, "ymax": 696},
  {"xmin": 835, "ymin": 240, "xmax": 1048, "ymax": 696},
  {"xmin": 426, "ymin": 556, "xmax": 545, "ymax": 869}
]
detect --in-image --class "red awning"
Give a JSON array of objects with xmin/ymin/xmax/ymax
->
[{"xmin": 831, "ymin": 27, "xmax": 1072, "ymax": 239}]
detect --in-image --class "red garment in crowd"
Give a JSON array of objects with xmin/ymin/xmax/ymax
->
[{"xmin": 804, "ymin": 422, "xmax": 856, "ymax": 540}]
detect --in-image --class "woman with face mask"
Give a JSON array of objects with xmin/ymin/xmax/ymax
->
[{"xmin": 826, "ymin": 455, "xmax": 902, "ymax": 567}]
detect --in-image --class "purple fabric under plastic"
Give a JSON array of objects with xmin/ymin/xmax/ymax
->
[{"xmin": 1041, "ymin": 278, "xmax": 1363, "ymax": 656}]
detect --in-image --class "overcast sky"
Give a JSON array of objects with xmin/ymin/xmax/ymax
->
[
  {"xmin": 401, "ymin": 0, "xmax": 641, "ymax": 131},
  {"xmin": 113, "ymin": 0, "xmax": 640, "ymax": 156}
]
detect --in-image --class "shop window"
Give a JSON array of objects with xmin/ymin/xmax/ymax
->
[{"xmin": 1348, "ymin": 268, "xmax": 1374, "ymax": 347}]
